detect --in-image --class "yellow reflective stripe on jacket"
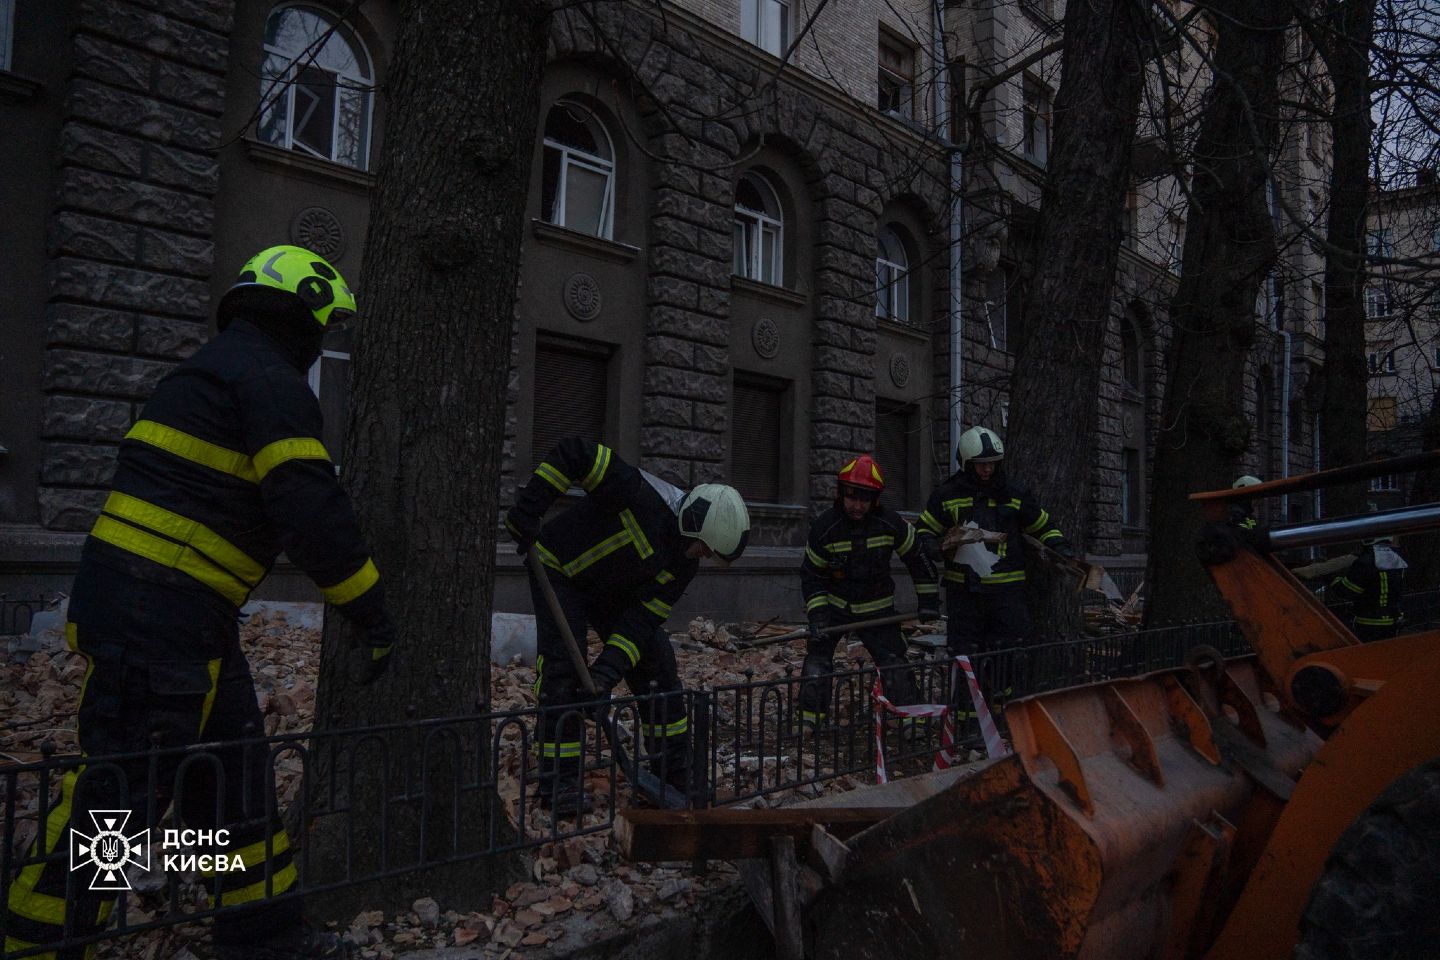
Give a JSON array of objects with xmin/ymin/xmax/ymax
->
[
  {"xmin": 942, "ymin": 497, "xmax": 973, "ymax": 511},
  {"xmin": 656, "ymin": 569, "xmax": 675, "ymax": 584},
  {"xmin": 805, "ymin": 594, "xmax": 830, "ymax": 612},
  {"xmin": 197, "ymin": 657, "xmax": 222, "ymax": 736},
  {"xmin": 562, "ymin": 529, "xmax": 633, "ymax": 576},
  {"xmin": 1354, "ymin": 615, "xmax": 1397, "ymax": 626},
  {"xmin": 1379, "ymin": 572, "xmax": 1389, "ymax": 607},
  {"xmin": 942, "ymin": 569, "xmax": 969, "ymax": 583},
  {"xmin": 222, "ymin": 829, "xmax": 292, "ymax": 873},
  {"xmin": 849, "ymin": 595, "xmax": 894, "ymax": 615},
  {"xmin": 897, "ymin": 524, "xmax": 915, "ymax": 555},
  {"xmin": 321, "ymin": 558, "xmax": 379, "ymax": 606},
  {"xmin": 127, "ymin": 419, "xmax": 259, "ymax": 483},
  {"xmin": 643, "ymin": 597, "xmax": 672, "ymax": 618},
  {"xmin": 619, "ymin": 509, "xmax": 654, "ymax": 559},
  {"xmin": 917, "ymin": 510, "xmax": 943, "ymax": 535},
  {"xmin": 914, "ymin": 581, "xmax": 939, "ymax": 595},
  {"xmin": 824, "ymin": 541, "xmax": 853, "ymax": 553},
  {"xmin": 1023, "ymin": 508, "xmax": 1051, "ymax": 534},
  {"xmin": 981, "ymin": 570, "xmax": 1027, "ymax": 585},
  {"xmin": 642, "ymin": 716, "xmax": 689, "ymax": 738},
  {"xmin": 805, "ymin": 546, "xmax": 827, "ymax": 566},
  {"xmin": 535, "ymin": 461, "xmax": 569, "ymax": 494},
  {"xmin": 105, "ymin": 491, "xmax": 265, "ymax": 584},
  {"xmin": 581, "ymin": 445, "xmax": 612, "ymax": 491},
  {"xmin": 1040, "ymin": 529, "xmax": 1063, "ymax": 543},
  {"xmin": 540, "ymin": 740, "xmax": 582, "ymax": 758},
  {"xmin": 253, "ymin": 437, "xmax": 330, "ymax": 481},
  {"xmin": 866, "ymin": 535, "xmax": 894, "ymax": 549},
  {"xmin": 534, "ymin": 542, "xmax": 564, "ymax": 572},
  {"xmin": 607, "ymin": 634, "xmax": 641, "ymax": 667},
  {"xmin": 212, "ymin": 861, "xmax": 297, "ymax": 906},
  {"xmin": 1336, "ymin": 577, "xmax": 1363, "ymax": 594},
  {"xmin": 92, "ymin": 516, "xmax": 251, "ymax": 606}
]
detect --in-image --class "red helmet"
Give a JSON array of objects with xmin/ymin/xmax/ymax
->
[{"xmin": 838, "ymin": 455, "xmax": 885, "ymax": 495}]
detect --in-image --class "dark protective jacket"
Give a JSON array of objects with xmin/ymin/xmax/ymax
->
[
  {"xmin": 800, "ymin": 503, "xmax": 938, "ymax": 620},
  {"xmin": 916, "ymin": 469, "xmax": 1069, "ymax": 592},
  {"xmin": 507, "ymin": 438, "xmax": 698, "ymax": 672},
  {"xmin": 1332, "ymin": 542, "xmax": 1408, "ymax": 631},
  {"xmin": 81, "ymin": 318, "xmax": 391, "ymax": 633}
]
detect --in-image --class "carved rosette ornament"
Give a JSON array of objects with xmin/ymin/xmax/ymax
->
[
  {"xmin": 563, "ymin": 272, "xmax": 602, "ymax": 322},
  {"xmin": 752, "ymin": 317, "xmax": 780, "ymax": 359},
  {"xmin": 290, "ymin": 207, "xmax": 345, "ymax": 260},
  {"xmin": 889, "ymin": 352, "xmax": 911, "ymax": 388}
]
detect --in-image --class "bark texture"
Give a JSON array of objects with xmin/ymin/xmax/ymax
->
[
  {"xmin": 1145, "ymin": 1, "xmax": 1291, "ymax": 626},
  {"xmin": 1008, "ymin": 0, "xmax": 1147, "ymax": 637},
  {"xmin": 1318, "ymin": 0, "xmax": 1378, "ymax": 520},
  {"xmin": 310, "ymin": 0, "xmax": 552, "ymax": 917}
]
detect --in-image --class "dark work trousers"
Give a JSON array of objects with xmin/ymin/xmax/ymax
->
[
  {"xmin": 3, "ymin": 565, "xmax": 301, "ymax": 960},
  {"xmin": 526, "ymin": 571, "xmax": 690, "ymax": 789},
  {"xmin": 945, "ymin": 585, "xmax": 1034, "ymax": 714},
  {"xmin": 1354, "ymin": 620, "xmax": 1402, "ymax": 644},
  {"xmin": 799, "ymin": 611, "xmax": 920, "ymax": 721}
]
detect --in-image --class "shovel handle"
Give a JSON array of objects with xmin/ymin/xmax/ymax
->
[{"xmin": 526, "ymin": 549, "xmax": 597, "ymax": 695}]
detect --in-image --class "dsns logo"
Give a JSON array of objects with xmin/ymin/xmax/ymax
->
[{"xmin": 69, "ymin": 810, "xmax": 150, "ymax": 891}]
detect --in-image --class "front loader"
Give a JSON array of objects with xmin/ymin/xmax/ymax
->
[{"xmin": 617, "ymin": 452, "xmax": 1440, "ymax": 959}]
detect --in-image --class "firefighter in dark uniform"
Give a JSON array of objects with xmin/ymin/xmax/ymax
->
[
  {"xmin": 4, "ymin": 246, "xmax": 396, "ymax": 960},
  {"xmin": 1332, "ymin": 532, "xmax": 1408, "ymax": 642},
  {"xmin": 917, "ymin": 426, "xmax": 1072, "ymax": 704},
  {"xmin": 798, "ymin": 455, "xmax": 939, "ymax": 725},
  {"xmin": 506, "ymin": 438, "xmax": 750, "ymax": 814}
]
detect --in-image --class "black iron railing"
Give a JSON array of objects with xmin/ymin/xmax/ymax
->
[{"xmin": 5, "ymin": 596, "xmax": 1438, "ymax": 958}]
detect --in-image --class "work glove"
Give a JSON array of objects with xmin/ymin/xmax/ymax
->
[
  {"xmin": 505, "ymin": 508, "xmax": 539, "ymax": 556},
  {"xmin": 356, "ymin": 620, "xmax": 398, "ymax": 686},
  {"xmin": 1051, "ymin": 539, "xmax": 1076, "ymax": 561},
  {"xmin": 586, "ymin": 660, "xmax": 625, "ymax": 719},
  {"xmin": 916, "ymin": 599, "xmax": 941, "ymax": 622},
  {"xmin": 807, "ymin": 612, "xmax": 828, "ymax": 644}
]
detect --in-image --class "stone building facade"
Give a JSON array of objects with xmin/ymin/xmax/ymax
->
[{"xmin": 0, "ymin": 0, "xmax": 1319, "ymax": 623}]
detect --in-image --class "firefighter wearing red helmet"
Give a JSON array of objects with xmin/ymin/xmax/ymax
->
[{"xmin": 797, "ymin": 455, "xmax": 939, "ymax": 725}]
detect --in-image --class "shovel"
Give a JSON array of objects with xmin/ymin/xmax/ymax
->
[{"xmin": 525, "ymin": 550, "xmax": 688, "ymax": 810}]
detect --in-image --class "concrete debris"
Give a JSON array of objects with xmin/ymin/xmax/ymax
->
[
  {"xmin": 603, "ymin": 881, "xmax": 635, "ymax": 922},
  {"xmin": 413, "ymin": 897, "xmax": 441, "ymax": 929}
]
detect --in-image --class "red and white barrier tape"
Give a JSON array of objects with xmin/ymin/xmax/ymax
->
[
  {"xmin": 955, "ymin": 654, "xmax": 1011, "ymax": 760},
  {"xmin": 871, "ymin": 657, "xmax": 1010, "ymax": 783}
]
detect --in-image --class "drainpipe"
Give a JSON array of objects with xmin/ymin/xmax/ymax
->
[
  {"xmin": 932, "ymin": 0, "xmax": 964, "ymax": 458},
  {"xmin": 1280, "ymin": 327, "xmax": 1292, "ymax": 521}
]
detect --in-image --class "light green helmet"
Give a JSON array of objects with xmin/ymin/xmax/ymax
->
[
  {"xmin": 217, "ymin": 244, "xmax": 356, "ymax": 331},
  {"xmin": 957, "ymin": 426, "xmax": 1005, "ymax": 469},
  {"xmin": 1232, "ymin": 475, "xmax": 1262, "ymax": 489}
]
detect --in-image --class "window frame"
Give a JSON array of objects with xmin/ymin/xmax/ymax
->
[
  {"xmin": 1022, "ymin": 76, "xmax": 1051, "ymax": 167},
  {"xmin": 741, "ymin": 0, "xmax": 790, "ymax": 57},
  {"xmin": 306, "ymin": 325, "xmax": 352, "ymax": 475},
  {"xmin": 878, "ymin": 30, "xmax": 916, "ymax": 119},
  {"xmin": 733, "ymin": 171, "xmax": 784, "ymax": 286},
  {"xmin": 540, "ymin": 99, "xmax": 617, "ymax": 240},
  {"xmin": 258, "ymin": 2, "xmax": 376, "ymax": 171},
  {"xmin": 875, "ymin": 225, "xmax": 910, "ymax": 324}
]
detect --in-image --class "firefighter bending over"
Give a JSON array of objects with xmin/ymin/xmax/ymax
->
[
  {"xmin": 798, "ymin": 455, "xmax": 938, "ymax": 726},
  {"xmin": 917, "ymin": 426, "xmax": 1072, "ymax": 704},
  {"xmin": 507, "ymin": 438, "xmax": 749, "ymax": 814},
  {"xmin": 4, "ymin": 246, "xmax": 397, "ymax": 960}
]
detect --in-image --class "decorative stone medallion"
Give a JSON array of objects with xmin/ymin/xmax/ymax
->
[
  {"xmin": 290, "ymin": 207, "xmax": 345, "ymax": 260},
  {"xmin": 563, "ymin": 272, "xmax": 602, "ymax": 321},
  {"xmin": 1122, "ymin": 411, "xmax": 1136, "ymax": 440},
  {"xmin": 752, "ymin": 317, "xmax": 780, "ymax": 359},
  {"xmin": 889, "ymin": 352, "xmax": 911, "ymax": 388}
]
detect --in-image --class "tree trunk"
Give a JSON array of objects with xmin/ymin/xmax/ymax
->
[
  {"xmin": 1144, "ymin": 1, "xmax": 1291, "ymax": 626},
  {"xmin": 1009, "ymin": 0, "xmax": 1147, "ymax": 638},
  {"xmin": 1405, "ymin": 400, "xmax": 1440, "ymax": 584},
  {"xmin": 308, "ymin": 0, "xmax": 551, "ymax": 919},
  {"xmin": 1317, "ymin": 0, "xmax": 1377, "ymax": 520}
]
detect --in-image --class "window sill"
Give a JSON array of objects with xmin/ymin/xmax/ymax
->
[
  {"xmin": 530, "ymin": 220, "xmax": 641, "ymax": 264},
  {"xmin": 0, "ymin": 69, "xmax": 42, "ymax": 103},
  {"xmin": 732, "ymin": 275, "xmax": 808, "ymax": 308},
  {"xmin": 877, "ymin": 316, "xmax": 931, "ymax": 343},
  {"xmin": 243, "ymin": 138, "xmax": 375, "ymax": 191}
]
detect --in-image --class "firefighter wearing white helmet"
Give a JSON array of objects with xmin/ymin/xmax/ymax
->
[
  {"xmin": 507, "ymin": 438, "xmax": 750, "ymax": 814},
  {"xmin": 1231, "ymin": 475, "xmax": 1262, "ymax": 530},
  {"xmin": 916, "ymin": 426, "xmax": 1072, "ymax": 706}
]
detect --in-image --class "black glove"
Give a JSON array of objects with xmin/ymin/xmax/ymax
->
[
  {"xmin": 356, "ymin": 621, "xmax": 398, "ymax": 686},
  {"xmin": 916, "ymin": 599, "xmax": 941, "ymax": 621},
  {"xmin": 505, "ymin": 508, "xmax": 539, "ymax": 556},
  {"xmin": 586, "ymin": 660, "xmax": 624, "ymax": 718},
  {"xmin": 1052, "ymin": 539, "xmax": 1076, "ymax": 561},
  {"xmin": 807, "ymin": 613, "xmax": 828, "ymax": 643}
]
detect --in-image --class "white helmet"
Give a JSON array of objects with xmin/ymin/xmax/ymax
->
[
  {"xmin": 957, "ymin": 426, "xmax": 1005, "ymax": 469},
  {"xmin": 1232, "ymin": 475, "xmax": 1262, "ymax": 489},
  {"xmin": 679, "ymin": 484, "xmax": 750, "ymax": 562}
]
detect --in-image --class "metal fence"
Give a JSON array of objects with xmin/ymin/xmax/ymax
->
[
  {"xmin": 0, "ymin": 598, "xmax": 49, "ymax": 639},
  {"xmin": 3, "ymin": 595, "xmax": 1436, "ymax": 958}
]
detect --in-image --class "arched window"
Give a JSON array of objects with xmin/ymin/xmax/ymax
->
[
  {"xmin": 258, "ymin": 4, "xmax": 374, "ymax": 170},
  {"xmin": 875, "ymin": 225, "xmax": 910, "ymax": 323},
  {"xmin": 733, "ymin": 172, "xmax": 783, "ymax": 286},
  {"xmin": 540, "ymin": 100, "xmax": 616, "ymax": 239},
  {"xmin": 1120, "ymin": 320, "xmax": 1141, "ymax": 391}
]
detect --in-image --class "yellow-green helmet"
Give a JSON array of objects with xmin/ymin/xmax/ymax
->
[{"xmin": 217, "ymin": 244, "xmax": 356, "ymax": 331}]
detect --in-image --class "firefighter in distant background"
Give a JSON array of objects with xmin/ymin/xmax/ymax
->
[
  {"xmin": 917, "ymin": 427, "xmax": 1072, "ymax": 704},
  {"xmin": 507, "ymin": 438, "xmax": 750, "ymax": 814},
  {"xmin": 1332, "ymin": 521, "xmax": 1409, "ymax": 642},
  {"xmin": 1231, "ymin": 475, "xmax": 1262, "ymax": 530},
  {"xmin": 797, "ymin": 455, "xmax": 938, "ymax": 726},
  {"xmin": 4, "ymin": 245, "xmax": 396, "ymax": 960}
]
